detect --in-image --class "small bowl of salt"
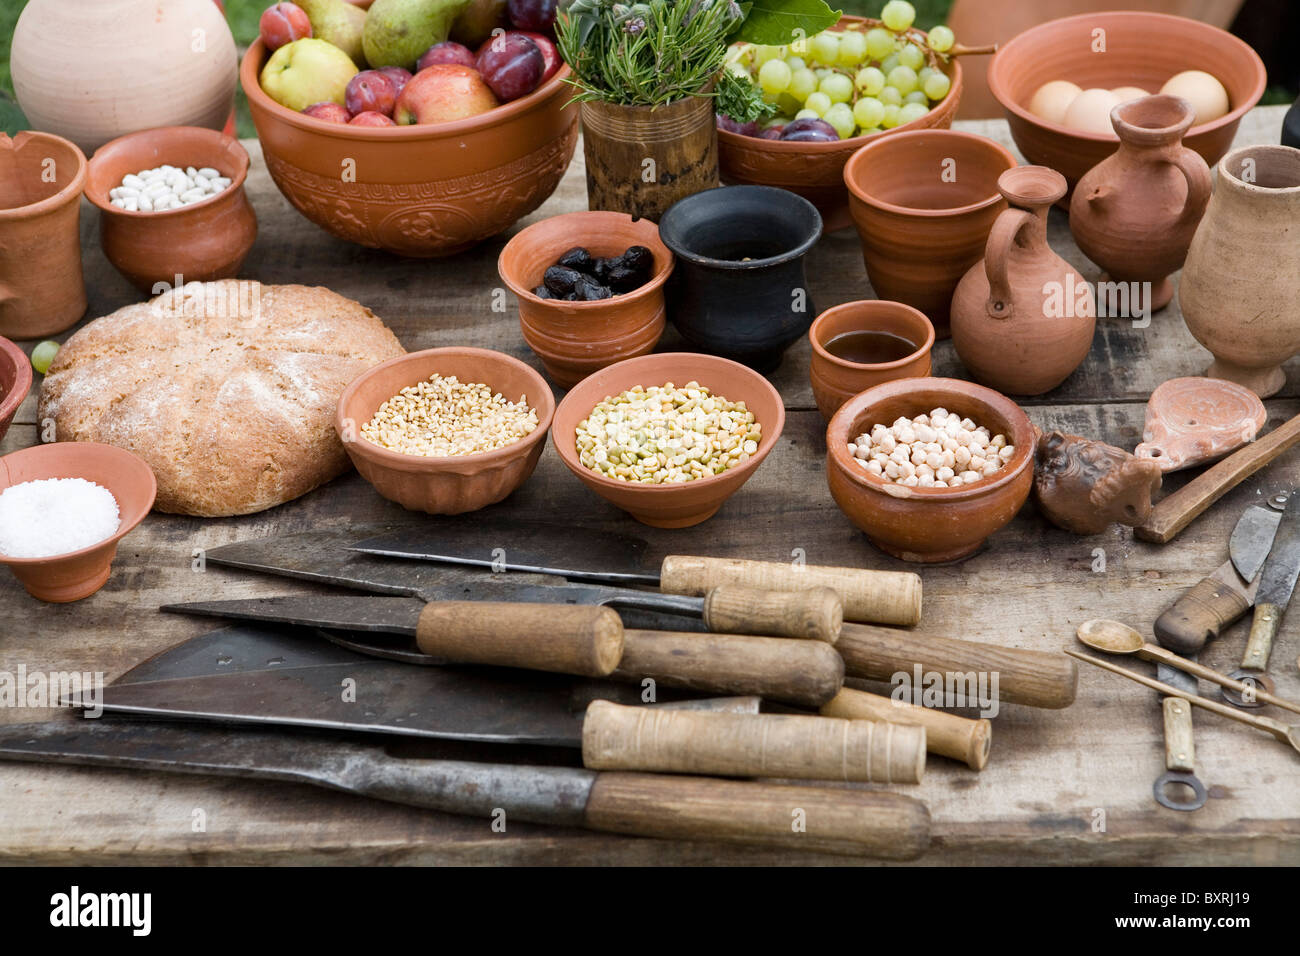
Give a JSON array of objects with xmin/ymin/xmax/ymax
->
[{"xmin": 0, "ymin": 441, "xmax": 156, "ymax": 602}]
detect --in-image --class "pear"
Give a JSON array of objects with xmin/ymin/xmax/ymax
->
[
  {"xmin": 450, "ymin": 0, "xmax": 509, "ymax": 48},
  {"xmin": 363, "ymin": 0, "xmax": 473, "ymax": 71},
  {"xmin": 298, "ymin": 0, "xmax": 368, "ymax": 69}
]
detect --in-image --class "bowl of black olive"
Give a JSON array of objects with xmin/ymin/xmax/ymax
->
[{"xmin": 499, "ymin": 211, "xmax": 674, "ymax": 388}]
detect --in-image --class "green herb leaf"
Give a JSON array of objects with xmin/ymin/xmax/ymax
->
[
  {"xmin": 736, "ymin": 0, "xmax": 841, "ymax": 46},
  {"xmin": 714, "ymin": 70, "xmax": 777, "ymax": 124}
]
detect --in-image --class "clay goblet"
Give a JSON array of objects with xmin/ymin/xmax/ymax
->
[{"xmin": 809, "ymin": 300, "xmax": 935, "ymax": 421}]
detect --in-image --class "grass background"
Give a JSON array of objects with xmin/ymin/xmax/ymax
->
[{"xmin": 0, "ymin": 0, "xmax": 1291, "ymax": 138}]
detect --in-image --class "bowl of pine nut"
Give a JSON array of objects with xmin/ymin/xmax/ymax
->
[{"xmin": 336, "ymin": 347, "xmax": 555, "ymax": 514}]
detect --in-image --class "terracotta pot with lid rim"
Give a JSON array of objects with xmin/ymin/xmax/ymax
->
[{"xmin": 1069, "ymin": 95, "xmax": 1212, "ymax": 313}]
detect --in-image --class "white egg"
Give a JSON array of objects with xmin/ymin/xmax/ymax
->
[
  {"xmin": 1111, "ymin": 86, "xmax": 1151, "ymax": 104},
  {"xmin": 1160, "ymin": 70, "xmax": 1229, "ymax": 126},
  {"xmin": 1064, "ymin": 88, "xmax": 1122, "ymax": 134},
  {"xmin": 1028, "ymin": 80, "xmax": 1082, "ymax": 125}
]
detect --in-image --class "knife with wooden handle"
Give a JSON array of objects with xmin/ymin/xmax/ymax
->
[
  {"xmin": 582, "ymin": 700, "xmax": 926, "ymax": 783},
  {"xmin": 835, "ymin": 623, "xmax": 1078, "ymax": 709},
  {"xmin": 819, "ymin": 687, "xmax": 991, "ymax": 770}
]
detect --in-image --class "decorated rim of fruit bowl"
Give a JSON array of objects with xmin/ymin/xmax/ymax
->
[
  {"xmin": 843, "ymin": 129, "xmax": 1016, "ymax": 217},
  {"xmin": 239, "ymin": 39, "xmax": 574, "ymax": 139},
  {"xmin": 826, "ymin": 378, "xmax": 1034, "ymax": 501},
  {"xmin": 986, "ymin": 9, "xmax": 1265, "ymax": 142}
]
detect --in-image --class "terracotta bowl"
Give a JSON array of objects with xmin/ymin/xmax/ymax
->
[
  {"xmin": 499, "ymin": 212, "xmax": 674, "ymax": 388},
  {"xmin": 240, "ymin": 33, "xmax": 578, "ymax": 257},
  {"xmin": 718, "ymin": 16, "xmax": 963, "ymax": 233},
  {"xmin": 809, "ymin": 300, "xmax": 935, "ymax": 421},
  {"xmin": 826, "ymin": 377, "xmax": 1034, "ymax": 562},
  {"xmin": 844, "ymin": 129, "xmax": 1016, "ymax": 337},
  {"xmin": 0, "ymin": 336, "xmax": 33, "ymax": 444},
  {"xmin": 336, "ymin": 347, "xmax": 555, "ymax": 514},
  {"xmin": 552, "ymin": 352, "xmax": 785, "ymax": 528},
  {"xmin": 85, "ymin": 126, "xmax": 257, "ymax": 292},
  {"xmin": 0, "ymin": 441, "xmax": 156, "ymax": 602},
  {"xmin": 987, "ymin": 10, "xmax": 1266, "ymax": 192}
]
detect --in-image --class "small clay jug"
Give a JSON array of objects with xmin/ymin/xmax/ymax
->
[
  {"xmin": 951, "ymin": 166, "xmax": 1096, "ymax": 396},
  {"xmin": 1069, "ymin": 95, "xmax": 1212, "ymax": 315},
  {"xmin": 1180, "ymin": 145, "xmax": 1300, "ymax": 398}
]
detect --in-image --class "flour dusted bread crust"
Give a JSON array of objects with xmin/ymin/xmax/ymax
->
[{"xmin": 39, "ymin": 281, "xmax": 405, "ymax": 516}]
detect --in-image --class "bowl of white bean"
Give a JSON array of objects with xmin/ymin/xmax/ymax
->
[
  {"xmin": 336, "ymin": 347, "xmax": 555, "ymax": 515},
  {"xmin": 84, "ymin": 125, "xmax": 257, "ymax": 292},
  {"xmin": 552, "ymin": 352, "xmax": 784, "ymax": 528},
  {"xmin": 826, "ymin": 377, "xmax": 1034, "ymax": 562}
]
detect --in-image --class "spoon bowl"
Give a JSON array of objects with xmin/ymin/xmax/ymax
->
[{"xmin": 1077, "ymin": 619, "xmax": 1145, "ymax": 654}]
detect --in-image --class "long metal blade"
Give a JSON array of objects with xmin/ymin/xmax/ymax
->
[
  {"xmin": 1254, "ymin": 492, "xmax": 1300, "ymax": 611},
  {"xmin": 352, "ymin": 521, "xmax": 662, "ymax": 585},
  {"xmin": 116, "ymin": 623, "xmax": 368, "ymax": 684},
  {"xmin": 162, "ymin": 596, "xmax": 427, "ymax": 636},
  {"xmin": 1156, "ymin": 660, "xmax": 1198, "ymax": 696},
  {"xmin": 1230, "ymin": 504, "xmax": 1284, "ymax": 583}
]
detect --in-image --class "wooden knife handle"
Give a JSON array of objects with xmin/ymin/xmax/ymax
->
[
  {"xmin": 585, "ymin": 772, "xmax": 931, "ymax": 860},
  {"xmin": 615, "ymin": 629, "xmax": 844, "ymax": 707},
  {"xmin": 582, "ymin": 700, "xmax": 925, "ymax": 783},
  {"xmin": 837, "ymin": 623, "xmax": 1078, "ymax": 710},
  {"xmin": 416, "ymin": 602, "xmax": 624, "ymax": 677},
  {"xmin": 1242, "ymin": 602, "xmax": 1281, "ymax": 672},
  {"xmin": 702, "ymin": 585, "xmax": 843, "ymax": 643},
  {"xmin": 819, "ymin": 687, "xmax": 991, "ymax": 771},
  {"xmin": 1153, "ymin": 575, "xmax": 1251, "ymax": 654},
  {"xmin": 660, "ymin": 555, "xmax": 922, "ymax": 626},
  {"xmin": 1136, "ymin": 412, "xmax": 1300, "ymax": 544},
  {"xmin": 1162, "ymin": 697, "xmax": 1195, "ymax": 773}
]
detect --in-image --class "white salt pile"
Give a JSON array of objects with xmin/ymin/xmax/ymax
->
[{"xmin": 0, "ymin": 478, "xmax": 121, "ymax": 559}]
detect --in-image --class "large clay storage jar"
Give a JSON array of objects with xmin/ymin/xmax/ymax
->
[
  {"xmin": 1069, "ymin": 95, "xmax": 1212, "ymax": 314},
  {"xmin": 844, "ymin": 130, "xmax": 1017, "ymax": 338},
  {"xmin": 581, "ymin": 94, "xmax": 719, "ymax": 222},
  {"xmin": 951, "ymin": 166, "xmax": 1096, "ymax": 396},
  {"xmin": 0, "ymin": 131, "xmax": 88, "ymax": 339},
  {"xmin": 1180, "ymin": 145, "xmax": 1300, "ymax": 398},
  {"xmin": 11, "ymin": 0, "xmax": 238, "ymax": 155}
]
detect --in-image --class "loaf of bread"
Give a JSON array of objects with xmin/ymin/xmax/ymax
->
[{"xmin": 40, "ymin": 281, "xmax": 405, "ymax": 516}]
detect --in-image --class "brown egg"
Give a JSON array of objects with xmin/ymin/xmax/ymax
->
[
  {"xmin": 1064, "ymin": 88, "xmax": 1122, "ymax": 134},
  {"xmin": 1027, "ymin": 80, "xmax": 1082, "ymax": 125},
  {"xmin": 1160, "ymin": 70, "xmax": 1229, "ymax": 125},
  {"xmin": 1111, "ymin": 86, "xmax": 1151, "ymax": 104}
]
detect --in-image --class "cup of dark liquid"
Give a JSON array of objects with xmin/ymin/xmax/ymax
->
[{"xmin": 809, "ymin": 300, "xmax": 935, "ymax": 420}]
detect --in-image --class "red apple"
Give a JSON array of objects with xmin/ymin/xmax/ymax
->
[
  {"xmin": 474, "ymin": 32, "xmax": 543, "ymax": 102},
  {"xmin": 345, "ymin": 70, "xmax": 397, "ymax": 117},
  {"xmin": 418, "ymin": 41, "xmax": 477, "ymax": 72},
  {"xmin": 377, "ymin": 66, "xmax": 412, "ymax": 99},
  {"xmin": 349, "ymin": 111, "xmax": 397, "ymax": 127},
  {"xmin": 394, "ymin": 65, "xmax": 500, "ymax": 125},
  {"xmin": 259, "ymin": 2, "xmax": 312, "ymax": 52},
  {"xmin": 301, "ymin": 102, "xmax": 351, "ymax": 123},
  {"xmin": 519, "ymin": 31, "xmax": 560, "ymax": 82}
]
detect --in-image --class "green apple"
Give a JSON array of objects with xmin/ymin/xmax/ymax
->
[{"xmin": 261, "ymin": 37, "xmax": 360, "ymax": 111}]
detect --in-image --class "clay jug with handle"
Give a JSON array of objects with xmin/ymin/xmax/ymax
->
[
  {"xmin": 1069, "ymin": 95, "xmax": 1212, "ymax": 315},
  {"xmin": 951, "ymin": 166, "xmax": 1095, "ymax": 396},
  {"xmin": 1180, "ymin": 145, "xmax": 1300, "ymax": 398}
]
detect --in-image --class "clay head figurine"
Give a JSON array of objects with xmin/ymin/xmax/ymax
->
[{"xmin": 1034, "ymin": 431, "xmax": 1163, "ymax": 535}]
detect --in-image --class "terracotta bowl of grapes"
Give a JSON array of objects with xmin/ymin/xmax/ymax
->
[
  {"xmin": 717, "ymin": 13, "xmax": 990, "ymax": 232},
  {"xmin": 987, "ymin": 10, "xmax": 1265, "ymax": 193}
]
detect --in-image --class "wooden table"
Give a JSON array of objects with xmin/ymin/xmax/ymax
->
[{"xmin": 2, "ymin": 106, "xmax": 1296, "ymax": 866}]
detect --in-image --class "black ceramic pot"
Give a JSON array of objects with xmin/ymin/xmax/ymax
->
[
  {"xmin": 658, "ymin": 185, "xmax": 822, "ymax": 373},
  {"xmin": 1283, "ymin": 95, "xmax": 1300, "ymax": 150}
]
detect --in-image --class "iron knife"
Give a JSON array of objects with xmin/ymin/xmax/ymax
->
[
  {"xmin": 1153, "ymin": 656, "xmax": 1206, "ymax": 811},
  {"xmin": 1228, "ymin": 490, "xmax": 1300, "ymax": 701},
  {"xmin": 0, "ymin": 719, "xmax": 931, "ymax": 859}
]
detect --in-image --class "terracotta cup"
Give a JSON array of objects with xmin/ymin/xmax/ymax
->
[
  {"xmin": 0, "ymin": 336, "xmax": 33, "ymax": 445},
  {"xmin": 808, "ymin": 301, "xmax": 935, "ymax": 421},
  {"xmin": 498, "ymin": 212, "xmax": 674, "ymax": 388},
  {"xmin": 552, "ymin": 352, "xmax": 784, "ymax": 528},
  {"xmin": 0, "ymin": 131, "xmax": 88, "ymax": 339},
  {"xmin": 85, "ymin": 126, "xmax": 257, "ymax": 293},
  {"xmin": 826, "ymin": 377, "xmax": 1034, "ymax": 563},
  {"xmin": 844, "ymin": 130, "xmax": 1017, "ymax": 338},
  {"xmin": 336, "ymin": 347, "xmax": 555, "ymax": 515},
  {"xmin": 0, "ymin": 441, "xmax": 157, "ymax": 602}
]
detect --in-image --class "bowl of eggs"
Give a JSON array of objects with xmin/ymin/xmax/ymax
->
[{"xmin": 987, "ymin": 10, "xmax": 1265, "ymax": 191}]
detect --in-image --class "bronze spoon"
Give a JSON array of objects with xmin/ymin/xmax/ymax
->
[
  {"xmin": 1077, "ymin": 620, "xmax": 1300, "ymax": 716},
  {"xmin": 1065, "ymin": 649, "xmax": 1300, "ymax": 756}
]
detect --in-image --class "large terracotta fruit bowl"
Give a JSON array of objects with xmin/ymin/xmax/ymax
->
[
  {"xmin": 717, "ymin": 16, "xmax": 963, "ymax": 233},
  {"xmin": 239, "ymin": 33, "xmax": 578, "ymax": 257},
  {"xmin": 987, "ymin": 11, "xmax": 1265, "ymax": 192},
  {"xmin": 826, "ymin": 377, "xmax": 1034, "ymax": 563},
  {"xmin": 552, "ymin": 352, "xmax": 784, "ymax": 528}
]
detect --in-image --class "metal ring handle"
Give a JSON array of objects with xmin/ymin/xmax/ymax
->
[
  {"xmin": 1220, "ymin": 670, "xmax": 1275, "ymax": 709},
  {"xmin": 1153, "ymin": 770, "xmax": 1207, "ymax": 811}
]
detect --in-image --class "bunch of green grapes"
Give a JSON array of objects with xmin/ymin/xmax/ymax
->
[{"xmin": 724, "ymin": 0, "xmax": 958, "ymax": 141}]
